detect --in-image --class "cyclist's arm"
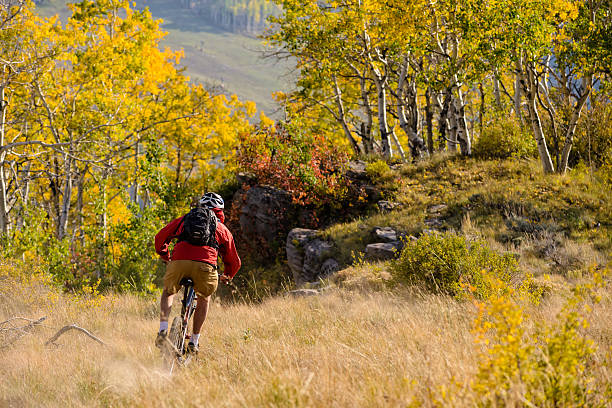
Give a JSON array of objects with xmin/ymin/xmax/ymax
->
[
  {"xmin": 217, "ymin": 224, "xmax": 241, "ymax": 279},
  {"xmin": 155, "ymin": 216, "xmax": 184, "ymax": 261}
]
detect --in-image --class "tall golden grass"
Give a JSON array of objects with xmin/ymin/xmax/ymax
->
[{"xmin": 1, "ymin": 265, "xmax": 610, "ymax": 407}]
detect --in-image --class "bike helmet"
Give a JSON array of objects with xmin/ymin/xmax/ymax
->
[{"xmin": 198, "ymin": 192, "xmax": 224, "ymax": 209}]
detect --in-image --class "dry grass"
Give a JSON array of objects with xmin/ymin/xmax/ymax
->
[
  {"xmin": 1, "ymin": 266, "xmax": 611, "ymax": 407},
  {"xmin": 0, "ymin": 278, "xmax": 474, "ymax": 407}
]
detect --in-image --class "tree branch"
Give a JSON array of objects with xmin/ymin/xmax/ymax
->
[{"xmin": 45, "ymin": 324, "xmax": 106, "ymax": 346}]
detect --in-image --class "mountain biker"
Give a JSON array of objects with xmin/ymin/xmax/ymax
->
[{"xmin": 154, "ymin": 192, "xmax": 241, "ymax": 354}]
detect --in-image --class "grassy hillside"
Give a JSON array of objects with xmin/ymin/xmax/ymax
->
[
  {"xmin": 324, "ymin": 156, "xmax": 611, "ymax": 288},
  {"xmin": 36, "ymin": 0, "xmax": 291, "ymax": 115}
]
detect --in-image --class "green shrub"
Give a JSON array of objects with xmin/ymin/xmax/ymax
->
[
  {"xmin": 598, "ymin": 158, "xmax": 612, "ymax": 190},
  {"xmin": 474, "ymin": 117, "xmax": 536, "ymax": 159},
  {"xmin": 0, "ymin": 198, "xmax": 172, "ymax": 295},
  {"xmin": 392, "ymin": 232, "xmax": 519, "ymax": 299},
  {"xmin": 365, "ymin": 159, "xmax": 393, "ymax": 183}
]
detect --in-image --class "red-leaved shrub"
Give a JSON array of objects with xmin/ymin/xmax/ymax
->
[{"xmin": 236, "ymin": 122, "xmax": 349, "ymax": 206}]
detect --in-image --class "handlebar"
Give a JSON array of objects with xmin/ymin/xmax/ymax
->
[{"xmin": 219, "ymin": 273, "xmax": 232, "ymax": 285}]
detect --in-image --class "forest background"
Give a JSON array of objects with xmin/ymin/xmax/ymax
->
[{"xmin": 0, "ymin": 0, "xmax": 610, "ymax": 295}]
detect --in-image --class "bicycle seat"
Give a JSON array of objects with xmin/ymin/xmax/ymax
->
[{"xmin": 179, "ymin": 278, "xmax": 194, "ymax": 287}]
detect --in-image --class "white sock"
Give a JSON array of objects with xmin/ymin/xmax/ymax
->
[
  {"xmin": 159, "ymin": 321, "xmax": 168, "ymax": 332},
  {"xmin": 191, "ymin": 333, "xmax": 200, "ymax": 345}
]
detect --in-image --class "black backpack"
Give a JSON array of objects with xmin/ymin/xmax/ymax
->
[{"xmin": 178, "ymin": 207, "xmax": 218, "ymax": 248}]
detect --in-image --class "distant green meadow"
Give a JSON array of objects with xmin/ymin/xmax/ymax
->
[{"xmin": 36, "ymin": 0, "xmax": 292, "ymax": 116}]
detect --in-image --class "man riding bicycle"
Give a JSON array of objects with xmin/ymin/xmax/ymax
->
[{"xmin": 154, "ymin": 192, "xmax": 241, "ymax": 354}]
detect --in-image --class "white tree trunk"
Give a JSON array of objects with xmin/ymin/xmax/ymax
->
[
  {"xmin": 396, "ymin": 56, "xmax": 424, "ymax": 160},
  {"xmin": 359, "ymin": 70, "xmax": 374, "ymax": 154},
  {"xmin": 456, "ymin": 88, "xmax": 471, "ymax": 156},
  {"xmin": 493, "ymin": 75, "xmax": 502, "ymax": 108},
  {"xmin": 332, "ymin": 76, "xmax": 361, "ymax": 154},
  {"xmin": 74, "ymin": 169, "xmax": 85, "ymax": 246},
  {"xmin": 523, "ymin": 65, "xmax": 554, "ymax": 173},
  {"xmin": 447, "ymin": 94, "xmax": 458, "ymax": 153},
  {"xmin": 372, "ymin": 72, "xmax": 392, "ymax": 159},
  {"xmin": 57, "ymin": 155, "xmax": 73, "ymax": 240},
  {"xmin": 425, "ymin": 87, "xmax": 434, "ymax": 154},
  {"xmin": 514, "ymin": 72, "xmax": 523, "ymax": 124},
  {"xmin": 559, "ymin": 77, "xmax": 592, "ymax": 174},
  {"xmin": 436, "ymin": 91, "xmax": 451, "ymax": 151},
  {"xmin": 391, "ymin": 129, "xmax": 406, "ymax": 161},
  {"xmin": 131, "ymin": 141, "xmax": 139, "ymax": 205},
  {"xmin": 0, "ymin": 85, "xmax": 9, "ymax": 234}
]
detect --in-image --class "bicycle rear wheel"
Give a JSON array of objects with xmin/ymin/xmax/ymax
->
[
  {"xmin": 161, "ymin": 284, "xmax": 196, "ymax": 372},
  {"xmin": 169, "ymin": 316, "xmax": 183, "ymax": 352}
]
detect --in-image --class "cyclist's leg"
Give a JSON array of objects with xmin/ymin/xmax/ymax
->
[
  {"xmin": 191, "ymin": 262, "xmax": 219, "ymax": 336},
  {"xmin": 192, "ymin": 295, "xmax": 211, "ymax": 335},
  {"xmin": 156, "ymin": 287, "xmax": 176, "ymax": 349},
  {"xmin": 159, "ymin": 261, "xmax": 188, "ymax": 327},
  {"xmin": 160, "ymin": 288, "xmax": 175, "ymax": 323}
]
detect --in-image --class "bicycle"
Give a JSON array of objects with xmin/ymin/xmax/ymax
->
[{"xmin": 162, "ymin": 277, "xmax": 198, "ymax": 372}]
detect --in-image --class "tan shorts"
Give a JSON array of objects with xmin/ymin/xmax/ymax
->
[{"xmin": 163, "ymin": 260, "xmax": 218, "ymax": 298}]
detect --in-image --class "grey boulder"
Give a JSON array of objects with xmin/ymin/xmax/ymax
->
[{"xmin": 365, "ymin": 242, "xmax": 403, "ymax": 260}]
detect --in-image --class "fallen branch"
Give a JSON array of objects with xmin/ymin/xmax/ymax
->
[
  {"xmin": 0, "ymin": 316, "xmax": 47, "ymax": 349},
  {"xmin": 45, "ymin": 324, "xmax": 106, "ymax": 346},
  {"xmin": 0, "ymin": 316, "xmax": 47, "ymax": 328}
]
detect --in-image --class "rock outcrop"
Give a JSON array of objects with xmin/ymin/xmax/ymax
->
[
  {"xmin": 229, "ymin": 185, "xmax": 297, "ymax": 257},
  {"xmin": 372, "ymin": 226, "xmax": 398, "ymax": 243},
  {"xmin": 286, "ymin": 228, "xmax": 339, "ymax": 286},
  {"xmin": 286, "ymin": 228, "xmax": 318, "ymax": 278},
  {"xmin": 377, "ymin": 200, "xmax": 401, "ymax": 213},
  {"xmin": 238, "ymin": 185, "xmax": 293, "ymax": 244},
  {"xmin": 365, "ymin": 242, "xmax": 403, "ymax": 261},
  {"xmin": 230, "ymin": 161, "xmax": 388, "ymax": 259},
  {"xmin": 288, "ymin": 288, "xmax": 320, "ymax": 297},
  {"xmin": 423, "ymin": 203, "xmax": 448, "ymax": 230},
  {"xmin": 230, "ymin": 161, "xmax": 404, "ymax": 275},
  {"xmin": 363, "ymin": 226, "xmax": 407, "ymax": 260}
]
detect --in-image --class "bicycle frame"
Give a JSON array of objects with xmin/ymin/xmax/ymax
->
[{"xmin": 177, "ymin": 279, "xmax": 197, "ymax": 355}]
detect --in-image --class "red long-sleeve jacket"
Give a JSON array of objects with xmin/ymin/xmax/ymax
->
[{"xmin": 154, "ymin": 208, "xmax": 241, "ymax": 278}]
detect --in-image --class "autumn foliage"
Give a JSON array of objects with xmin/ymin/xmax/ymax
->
[
  {"xmin": 236, "ymin": 122, "xmax": 350, "ymax": 205},
  {"xmin": 0, "ymin": 0, "xmax": 255, "ymax": 292}
]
